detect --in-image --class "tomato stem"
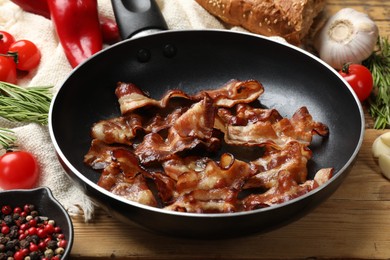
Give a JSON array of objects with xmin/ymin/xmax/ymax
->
[{"xmin": 341, "ymin": 62, "xmax": 352, "ymax": 74}]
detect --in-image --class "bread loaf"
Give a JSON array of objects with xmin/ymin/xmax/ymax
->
[{"xmin": 195, "ymin": 0, "xmax": 326, "ymax": 45}]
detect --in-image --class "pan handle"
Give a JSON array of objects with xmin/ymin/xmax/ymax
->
[{"xmin": 111, "ymin": 0, "xmax": 168, "ymax": 39}]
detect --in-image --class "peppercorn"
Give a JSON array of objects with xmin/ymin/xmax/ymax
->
[
  {"xmin": 3, "ymin": 216, "xmax": 12, "ymax": 226},
  {"xmin": 46, "ymin": 240, "xmax": 57, "ymax": 250},
  {"xmin": 8, "ymin": 226, "xmax": 19, "ymax": 239},
  {"xmin": 12, "ymin": 213, "xmax": 20, "ymax": 221},
  {"xmin": 44, "ymin": 248, "xmax": 54, "ymax": 258},
  {"xmin": 5, "ymin": 240, "xmax": 16, "ymax": 251},
  {"xmin": 54, "ymin": 247, "xmax": 65, "ymax": 255},
  {"xmin": 30, "ymin": 211, "xmax": 38, "ymax": 218},
  {"xmin": 19, "ymin": 239, "xmax": 29, "ymax": 249}
]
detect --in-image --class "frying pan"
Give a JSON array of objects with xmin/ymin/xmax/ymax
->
[{"xmin": 48, "ymin": 0, "xmax": 364, "ymax": 238}]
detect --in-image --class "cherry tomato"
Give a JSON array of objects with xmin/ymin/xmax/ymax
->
[
  {"xmin": 339, "ymin": 63, "xmax": 373, "ymax": 102},
  {"xmin": 0, "ymin": 151, "xmax": 39, "ymax": 190},
  {"xmin": 100, "ymin": 17, "xmax": 121, "ymax": 44},
  {"xmin": 8, "ymin": 39, "xmax": 41, "ymax": 71},
  {"xmin": 0, "ymin": 56, "xmax": 17, "ymax": 84},
  {"xmin": 0, "ymin": 31, "xmax": 15, "ymax": 54}
]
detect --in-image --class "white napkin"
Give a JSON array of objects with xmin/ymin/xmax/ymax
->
[{"xmin": 0, "ymin": 0, "xmax": 256, "ymax": 221}]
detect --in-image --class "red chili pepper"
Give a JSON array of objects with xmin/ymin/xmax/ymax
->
[
  {"xmin": 47, "ymin": 0, "xmax": 103, "ymax": 68},
  {"xmin": 10, "ymin": 0, "xmax": 50, "ymax": 19}
]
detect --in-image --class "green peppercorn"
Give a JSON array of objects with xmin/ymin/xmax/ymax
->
[
  {"xmin": 44, "ymin": 248, "xmax": 54, "ymax": 258},
  {"xmin": 54, "ymin": 247, "xmax": 64, "ymax": 255}
]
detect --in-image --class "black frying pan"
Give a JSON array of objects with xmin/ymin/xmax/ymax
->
[{"xmin": 48, "ymin": 0, "xmax": 364, "ymax": 238}]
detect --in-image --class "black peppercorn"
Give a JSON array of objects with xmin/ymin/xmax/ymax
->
[
  {"xmin": 3, "ymin": 215, "xmax": 12, "ymax": 226},
  {"xmin": 5, "ymin": 240, "xmax": 15, "ymax": 251},
  {"xmin": 29, "ymin": 251, "xmax": 40, "ymax": 260},
  {"xmin": 19, "ymin": 239, "xmax": 29, "ymax": 249},
  {"xmin": 47, "ymin": 240, "xmax": 57, "ymax": 250}
]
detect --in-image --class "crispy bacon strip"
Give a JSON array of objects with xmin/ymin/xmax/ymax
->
[
  {"xmin": 115, "ymin": 82, "xmax": 191, "ymax": 115},
  {"xmin": 116, "ymin": 79, "xmax": 264, "ymax": 115},
  {"xmin": 217, "ymin": 106, "xmax": 329, "ymax": 148},
  {"xmin": 245, "ymin": 141, "xmax": 312, "ymax": 189},
  {"xmin": 195, "ymin": 79, "xmax": 264, "ymax": 107},
  {"xmin": 84, "ymin": 139, "xmax": 157, "ymax": 206},
  {"xmin": 135, "ymin": 96, "xmax": 219, "ymax": 164},
  {"xmin": 91, "ymin": 114, "xmax": 143, "ymax": 145},
  {"xmin": 161, "ymin": 153, "xmax": 256, "ymax": 213},
  {"xmin": 243, "ymin": 168, "xmax": 333, "ymax": 210}
]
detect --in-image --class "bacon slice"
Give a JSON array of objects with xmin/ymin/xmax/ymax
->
[
  {"xmin": 242, "ymin": 168, "xmax": 333, "ymax": 210},
  {"xmin": 116, "ymin": 79, "xmax": 264, "ymax": 115},
  {"xmin": 115, "ymin": 82, "xmax": 191, "ymax": 115},
  {"xmin": 216, "ymin": 105, "xmax": 329, "ymax": 148},
  {"xmin": 91, "ymin": 114, "xmax": 143, "ymax": 145},
  {"xmin": 194, "ymin": 79, "xmax": 264, "ymax": 107},
  {"xmin": 162, "ymin": 153, "xmax": 256, "ymax": 213},
  {"xmin": 135, "ymin": 96, "xmax": 219, "ymax": 164},
  {"xmin": 245, "ymin": 141, "xmax": 312, "ymax": 189},
  {"xmin": 84, "ymin": 139, "xmax": 157, "ymax": 206}
]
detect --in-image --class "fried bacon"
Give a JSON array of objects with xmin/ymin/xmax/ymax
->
[
  {"xmin": 245, "ymin": 141, "xmax": 312, "ymax": 190},
  {"xmin": 194, "ymin": 79, "xmax": 265, "ymax": 107},
  {"xmin": 84, "ymin": 139, "xmax": 157, "ymax": 206},
  {"xmin": 115, "ymin": 79, "xmax": 264, "ymax": 115},
  {"xmin": 243, "ymin": 168, "xmax": 334, "ymax": 210},
  {"xmin": 216, "ymin": 105, "xmax": 329, "ymax": 148},
  {"xmin": 84, "ymin": 79, "xmax": 333, "ymax": 214},
  {"xmin": 91, "ymin": 114, "xmax": 143, "ymax": 145},
  {"xmin": 135, "ymin": 95, "xmax": 219, "ymax": 164}
]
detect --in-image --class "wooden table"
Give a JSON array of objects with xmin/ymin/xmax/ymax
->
[{"xmin": 70, "ymin": 1, "xmax": 390, "ymax": 259}]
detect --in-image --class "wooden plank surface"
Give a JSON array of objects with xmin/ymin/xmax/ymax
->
[{"xmin": 69, "ymin": 0, "xmax": 390, "ymax": 259}]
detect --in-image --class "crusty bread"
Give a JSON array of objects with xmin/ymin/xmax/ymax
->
[{"xmin": 195, "ymin": 0, "xmax": 326, "ymax": 45}]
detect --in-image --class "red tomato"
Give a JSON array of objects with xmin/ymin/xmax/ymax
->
[
  {"xmin": 0, "ymin": 31, "xmax": 15, "ymax": 54},
  {"xmin": 0, "ymin": 151, "xmax": 39, "ymax": 190},
  {"xmin": 8, "ymin": 39, "xmax": 41, "ymax": 71},
  {"xmin": 100, "ymin": 17, "xmax": 121, "ymax": 44},
  {"xmin": 339, "ymin": 63, "xmax": 373, "ymax": 102},
  {"xmin": 0, "ymin": 56, "xmax": 17, "ymax": 84}
]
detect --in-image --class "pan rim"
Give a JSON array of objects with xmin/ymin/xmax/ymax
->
[{"xmin": 48, "ymin": 29, "xmax": 365, "ymax": 218}]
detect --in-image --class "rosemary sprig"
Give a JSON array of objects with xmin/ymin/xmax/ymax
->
[
  {"xmin": 364, "ymin": 36, "xmax": 390, "ymax": 129},
  {"xmin": 0, "ymin": 127, "xmax": 17, "ymax": 151},
  {"xmin": 0, "ymin": 81, "xmax": 53, "ymax": 150}
]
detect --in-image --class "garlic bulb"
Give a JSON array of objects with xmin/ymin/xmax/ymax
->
[
  {"xmin": 314, "ymin": 8, "xmax": 379, "ymax": 69},
  {"xmin": 372, "ymin": 131, "xmax": 390, "ymax": 180}
]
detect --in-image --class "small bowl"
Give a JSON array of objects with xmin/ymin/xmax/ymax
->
[{"xmin": 0, "ymin": 187, "xmax": 74, "ymax": 259}]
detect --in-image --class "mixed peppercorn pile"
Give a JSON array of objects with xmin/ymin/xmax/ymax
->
[{"xmin": 0, "ymin": 204, "xmax": 68, "ymax": 260}]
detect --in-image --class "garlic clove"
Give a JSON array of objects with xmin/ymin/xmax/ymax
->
[
  {"xmin": 314, "ymin": 8, "xmax": 379, "ymax": 69},
  {"xmin": 378, "ymin": 154, "xmax": 390, "ymax": 180},
  {"xmin": 372, "ymin": 133, "xmax": 390, "ymax": 158}
]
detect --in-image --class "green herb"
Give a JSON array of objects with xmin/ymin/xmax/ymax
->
[
  {"xmin": 364, "ymin": 36, "xmax": 390, "ymax": 129},
  {"xmin": 0, "ymin": 81, "xmax": 53, "ymax": 150},
  {"xmin": 0, "ymin": 127, "xmax": 16, "ymax": 150}
]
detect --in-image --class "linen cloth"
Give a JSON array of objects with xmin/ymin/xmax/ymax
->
[{"xmin": 0, "ymin": 0, "xmax": 274, "ymax": 221}]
